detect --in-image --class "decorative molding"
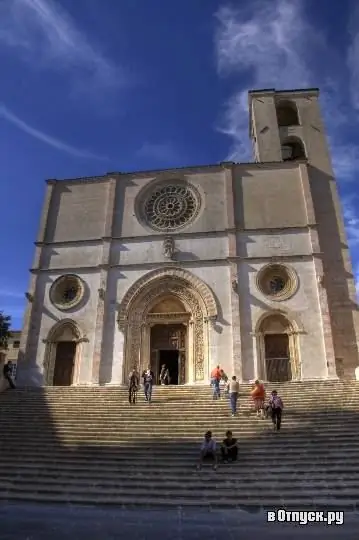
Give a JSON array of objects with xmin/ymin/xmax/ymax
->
[
  {"xmin": 49, "ymin": 274, "xmax": 85, "ymax": 311},
  {"xmin": 118, "ymin": 266, "xmax": 218, "ymax": 327},
  {"xmin": 98, "ymin": 288, "xmax": 105, "ymax": 301},
  {"xmin": 256, "ymin": 263, "xmax": 298, "ymax": 302},
  {"xmin": 231, "ymin": 279, "xmax": 238, "ymax": 293},
  {"xmin": 25, "ymin": 292, "xmax": 34, "ymax": 303},
  {"xmin": 163, "ymin": 236, "xmax": 175, "ymax": 260},
  {"xmin": 137, "ymin": 179, "xmax": 202, "ymax": 233}
]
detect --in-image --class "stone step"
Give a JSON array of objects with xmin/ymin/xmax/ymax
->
[
  {"xmin": 0, "ymin": 491, "xmax": 355, "ymax": 510},
  {"xmin": 2, "ymin": 444, "xmax": 358, "ymax": 458},
  {"xmin": 0, "ymin": 414, "xmax": 354, "ymax": 421},
  {"xmin": 2, "ymin": 462, "xmax": 359, "ymax": 476},
  {"xmin": 1, "ymin": 480, "xmax": 359, "ymax": 502},
  {"xmin": 1, "ymin": 432, "xmax": 358, "ymax": 443},
  {"xmin": 2, "ymin": 473, "xmax": 359, "ymax": 490}
]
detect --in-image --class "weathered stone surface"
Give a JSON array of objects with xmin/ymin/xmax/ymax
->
[{"xmin": 18, "ymin": 88, "xmax": 359, "ymax": 387}]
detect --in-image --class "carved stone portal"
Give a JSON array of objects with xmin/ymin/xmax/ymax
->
[{"xmin": 119, "ymin": 268, "xmax": 218, "ymax": 384}]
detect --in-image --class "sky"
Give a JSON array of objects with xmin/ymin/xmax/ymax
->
[{"xmin": 0, "ymin": 0, "xmax": 359, "ymax": 330}]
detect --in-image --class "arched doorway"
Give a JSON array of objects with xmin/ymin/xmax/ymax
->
[
  {"xmin": 118, "ymin": 267, "xmax": 218, "ymax": 384},
  {"xmin": 256, "ymin": 313, "xmax": 300, "ymax": 382},
  {"xmin": 149, "ymin": 297, "xmax": 188, "ymax": 385},
  {"xmin": 43, "ymin": 320, "xmax": 84, "ymax": 386}
]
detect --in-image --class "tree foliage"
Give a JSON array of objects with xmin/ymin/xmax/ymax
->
[{"xmin": 0, "ymin": 311, "xmax": 12, "ymax": 350}]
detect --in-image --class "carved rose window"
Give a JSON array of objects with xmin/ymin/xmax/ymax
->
[
  {"xmin": 50, "ymin": 274, "xmax": 85, "ymax": 311},
  {"xmin": 143, "ymin": 183, "xmax": 201, "ymax": 232},
  {"xmin": 256, "ymin": 264, "xmax": 298, "ymax": 301}
]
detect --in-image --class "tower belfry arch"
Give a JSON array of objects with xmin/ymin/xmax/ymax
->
[{"xmin": 118, "ymin": 267, "xmax": 218, "ymax": 384}]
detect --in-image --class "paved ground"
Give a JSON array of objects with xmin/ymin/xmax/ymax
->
[{"xmin": 1, "ymin": 503, "xmax": 359, "ymax": 540}]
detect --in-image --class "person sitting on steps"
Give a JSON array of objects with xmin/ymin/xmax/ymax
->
[
  {"xmin": 268, "ymin": 390, "xmax": 284, "ymax": 431},
  {"xmin": 251, "ymin": 379, "xmax": 266, "ymax": 418},
  {"xmin": 197, "ymin": 430, "xmax": 217, "ymax": 471},
  {"xmin": 221, "ymin": 430, "xmax": 238, "ymax": 463}
]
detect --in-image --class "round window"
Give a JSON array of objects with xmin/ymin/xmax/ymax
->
[{"xmin": 49, "ymin": 275, "xmax": 85, "ymax": 311}]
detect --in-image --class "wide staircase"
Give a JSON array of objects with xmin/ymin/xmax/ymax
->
[{"xmin": 0, "ymin": 381, "xmax": 359, "ymax": 509}]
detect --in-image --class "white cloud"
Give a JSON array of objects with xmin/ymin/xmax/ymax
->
[
  {"xmin": 0, "ymin": 0, "xmax": 122, "ymax": 92},
  {"xmin": 0, "ymin": 289, "xmax": 24, "ymax": 299},
  {"xmin": 0, "ymin": 103, "xmax": 107, "ymax": 159},
  {"xmin": 347, "ymin": 4, "xmax": 359, "ymax": 111},
  {"xmin": 213, "ymin": 1, "xmax": 355, "ymax": 168},
  {"xmin": 342, "ymin": 195, "xmax": 359, "ymax": 246},
  {"xmin": 214, "ymin": 0, "xmax": 359, "ymax": 294},
  {"xmin": 214, "ymin": 1, "xmax": 313, "ymax": 161}
]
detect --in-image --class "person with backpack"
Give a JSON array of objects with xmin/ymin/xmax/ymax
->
[
  {"xmin": 268, "ymin": 390, "xmax": 284, "ymax": 431},
  {"xmin": 251, "ymin": 379, "xmax": 266, "ymax": 418},
  {"xmin": 141, "ymin": 366, "xmax": 155, "ymax": 402},
  {"xmin": 128, "ymin": 369, "xmax": 140, "ymax": 404}
]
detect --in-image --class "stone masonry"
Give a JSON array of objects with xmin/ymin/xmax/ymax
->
[{"xmin": 16, "ymin": 88, "xmax": 359, "ymax": 387}]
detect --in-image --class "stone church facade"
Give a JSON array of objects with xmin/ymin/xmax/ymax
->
[{"xmin": 17, "ymin": 88, "xmax": 359, "ymax": 387}]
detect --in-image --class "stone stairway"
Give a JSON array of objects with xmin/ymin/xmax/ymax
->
[{"xmin": 0, "ymin": 381, "xmax": 359, "ymax": 509}]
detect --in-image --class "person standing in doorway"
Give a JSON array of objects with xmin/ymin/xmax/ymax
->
[
  {"xmin": 142, "ymin": 366, "xmax": 155, "ymax": 402},
  {"xmin": 3, "ymin": 361, "xmax": 16, "ymax": 389},
  {"xmin": 211, "ymin": 365, "xmax": 221, "ymax": 400},
  {"xmin": 159, "ymin": 364, "xmax": 170, "ymax": 385},
  {"xmin": 228, "ymin": 375, "xmax": 240, "ymax": 416},
  {"xmin": 128, "ymin": 369, "xmax": 140, "ymax": 404}
]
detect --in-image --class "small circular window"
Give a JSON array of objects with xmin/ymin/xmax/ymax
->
[
  {"xmin": 256, "ymin": 264, "xmax": 298, "ymax": 301},
  {"xmin": 50, "ymin": 275, "xmax": 85, "ymax": 311}
]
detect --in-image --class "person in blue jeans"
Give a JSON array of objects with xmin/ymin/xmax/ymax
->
[
  {"xmin": 141, "ymin": 366, "xmax": 155, "ymax": 402},
  {"xmin": 211, "ymin": 365, "xmax": 221, "ymax": 400},
  {"xmin": 228, "ymin": 375, "xmax": 240, "ymax": 416}
]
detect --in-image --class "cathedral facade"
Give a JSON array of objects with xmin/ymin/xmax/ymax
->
[{"xmin": 18, "ymin": 88, "xmax": 359, "ymax": 387}]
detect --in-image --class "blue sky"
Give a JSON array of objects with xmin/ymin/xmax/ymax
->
[{"xmin": 1, "ymin": 0, "xmax": 358, "ymax": 330}]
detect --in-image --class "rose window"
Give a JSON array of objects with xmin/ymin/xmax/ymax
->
[
  {"xmin": 256, "ymin": 264, "xmax": 298, "ymax": 301},
  {"xmin": 144, "ymin": 184, "xmax": 201, "ymax": 232},
  {"xmin": 50, "ymin": 275, "xmax": 85, "ymax": 311}
]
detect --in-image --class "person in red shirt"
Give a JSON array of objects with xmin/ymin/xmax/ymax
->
[
  {"xmin": 251, "ymin": 379, "xmax": 266, "ymax": 418},
  {"xmin": 211, "ymin": 365, "xmax": 221, "ymax": 400}
]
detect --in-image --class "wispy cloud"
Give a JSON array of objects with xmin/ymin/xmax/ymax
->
[
  {"xmin": 0, "ymin": 0, "xmax": 122, "ymax": 93},
  {"xmin": 214, "ymin": 0, "xmax": 359, "ymax": 292},
  {"xmin": 213, "ymin": 1, "xmax": 352, "ymax": 166},
  {"xmin": 0, "ymin": 289, "xmax": 24, "ymax": 300},
  {"xmin": 342, "ymin": 195, "xmax": 359, "ymax": 246},
  {"xmin": 0, "ymin": 103, "xmax": 107, "ymax": 159},
  {"xmin": 136, "ymin": 142, "xmax": 181, "ymax": 165},
  {"xmin": 347, "ymin": 4, "xmax": 359, "ymax": 111}
]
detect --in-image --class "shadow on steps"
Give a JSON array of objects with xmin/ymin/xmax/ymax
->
[{"xmin": 1, "ymin": 384, "xmax": 359, "ymax": 511}]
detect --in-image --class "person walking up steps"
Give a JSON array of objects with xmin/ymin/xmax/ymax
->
[
  {"xmin": 211, "ymin": 365, "xmax": 221, "ymax": 400},
  {"xmin": 228, "ymin": 376, "xmax": 240, "ymax": 416},
  {"xmin": 268, "ymin": 390, "xmax": 284, "ymax": 431}
]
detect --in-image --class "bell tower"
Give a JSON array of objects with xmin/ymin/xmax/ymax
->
[{"xmin": 249, "ymin": 87, "xmax": 359, "ymax": 378}]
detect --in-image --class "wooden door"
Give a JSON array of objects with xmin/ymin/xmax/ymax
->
[
  {"xmin": 264, "ymin": 334, "xmax": 292, "ymax": 382},
  {"xmin": 53, "ymin": 342, "xmax": 76, "ymax": 386}
]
